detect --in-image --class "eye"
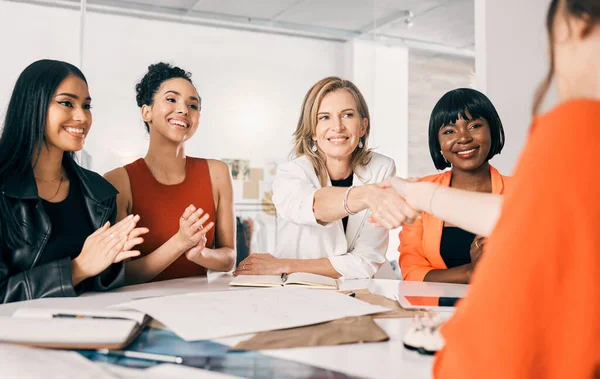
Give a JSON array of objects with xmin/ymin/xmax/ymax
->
[
  {"xmin": 442, "ymin": 129, "xmax": 454, "ymax": 135},
  {"xmin": 59, "ymin": 101, "xmax": 73, "ymax": 108},
  {"xmin": 189, "ymin": 104, "xmax": 199, "ymax": 110},
  {"xmin": 83, "ymin": 104, "xmax": 92, "ymax": 110},
  {"xmin": 470, "ymin": 123, "xmax": 482, "ymax": 130},
  {"xmin": 342, "ymin": 113, "xmax": 354, "ymax": 118},
  {"xmin": 166, "ymin": 97, "xmax": 176, "ymax": 103},
  {"xmin": 318, "ymin": 115, "xmax": 329, "ymax": 121}
]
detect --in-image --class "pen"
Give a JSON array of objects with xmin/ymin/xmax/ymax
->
[
  {"xmin": 347, "ymin": 291, "xmax": 356, "ymax": 297},
  {"xmin": 281, "ymin": 272, "xmax": 288, "ymax": 283},
  {"xmin": 96, "ymin": 349, "xmax": 183, "ymax": 364},
  {"xmin": 53, "ymin": 314, "xmax": 136, "ymax": 323}
]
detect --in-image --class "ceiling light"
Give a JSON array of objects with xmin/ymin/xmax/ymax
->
[{"xmin": 405, "ymin": 10, "xmax": 414, "ymax": 28}]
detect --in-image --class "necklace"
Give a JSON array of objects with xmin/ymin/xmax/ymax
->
[
  {"xmin": 38, "ymin": 170, "xmax": 65, "ymax": 201},
  {"xmin": 34, "ymin": 172, "xmax": 62, "ymax": 183}
]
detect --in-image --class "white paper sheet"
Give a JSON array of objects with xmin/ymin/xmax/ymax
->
[
  {"xmin": 0, "ymin": 344, "xmax": 117, "ymax": 379},
  {"xmin": 0, "ymin": 317, "xmax": 138, "ymax": 346},
  {"xmin": 112, "ymin": 287, "xmax": 390, "ymax": 341}
]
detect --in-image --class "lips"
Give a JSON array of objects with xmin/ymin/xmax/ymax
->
[
  {"xmin": 168, "ymin": 118, "xmax": 189, "ymax": 129},
  {"xmin": 327, "ymin": 136, "xmax": 349, "ymax": 144},
  {"xmin": 63, "ymin": 126, "xmax": 85, "ymax": 138},
  {"xmin": 454, "ymin": 147, "xmax": 479, "ymax": 159}
]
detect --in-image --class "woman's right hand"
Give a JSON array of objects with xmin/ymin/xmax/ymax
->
[
  {"xmin": 71, "ymin": 214, "xmax": 145, "ymax": 285},
  {"xmin": 174, "ymin": 205, "xmax": 213, "ymax": 251}
]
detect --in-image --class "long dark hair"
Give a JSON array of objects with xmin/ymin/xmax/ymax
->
[
  {"xmin": 533, "ymin": 0, "xmax": 600, "ymax": 115},
  {"xmin": 0, "ymin": 59, "xmax": 87, "ymax": 248}
]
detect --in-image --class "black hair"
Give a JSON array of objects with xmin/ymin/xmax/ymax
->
[
  {"xmin": 135, "ymin": 62, "xmax": 196, "ymax": 132},
  {"xmin": 0, "ymin": 59, "xmax": 86, "ymax": 248},
  {"xmin": 428, "ymin": 88, "xmax": 505, "ymax": 170}
]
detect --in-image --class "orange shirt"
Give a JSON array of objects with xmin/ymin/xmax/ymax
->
[
  {"xmin": 125, "ymin": 157, "xmax": 216, "ymax": 281},
  {"xmin": 398, "ymin": 166, "xmax": 508, "ymax": 281},
  {"xmin": 434, "ymin": 100, "xmax": 600, "ymax": 379}
]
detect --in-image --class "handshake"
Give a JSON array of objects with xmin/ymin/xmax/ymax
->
[{"xmin": 363, "ymin": 177, "xmax": 439, "ymax": 230}]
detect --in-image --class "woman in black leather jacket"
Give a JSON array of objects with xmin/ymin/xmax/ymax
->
[{"xmin": 0, "ymin": 60, "xmax": 148, "ymax": 303}]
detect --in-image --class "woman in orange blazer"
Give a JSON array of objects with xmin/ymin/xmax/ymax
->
[{"xmin": 399, "ymin": 88, "xmax": 509, "ymax": 283}]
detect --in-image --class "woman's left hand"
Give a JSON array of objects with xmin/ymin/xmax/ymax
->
[{"xmin": 233, "ymin": 253, "xmax": 290, "ymax": 276}]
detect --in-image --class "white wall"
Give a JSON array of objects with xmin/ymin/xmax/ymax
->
[
  {"xmin": 0, "ymin": 1, "xmax": 80, "ymax": 120},
  {"xmin": 0, "ymin": 1, "xmax": 343, "ymax": 177},
  {"xmin": 476, "ymin": 0, "xmax": 554, "ymax": 174}
]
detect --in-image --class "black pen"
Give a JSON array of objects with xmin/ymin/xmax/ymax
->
[
  {"xmin": 281, "ymin": 272, "xmax": 288, "ymax": 283},
  {"xmin": 53, "ymin": 314, "xmax": 136, "ymax": 323}
]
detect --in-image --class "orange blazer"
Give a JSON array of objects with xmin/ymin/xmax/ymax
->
[{"xmin": 398, "ymin": 166, "xmax": 508, "ymax": 281}]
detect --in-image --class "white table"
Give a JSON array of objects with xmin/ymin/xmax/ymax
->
[{"xmin": 0, "ymin": 275, "xmax": 469, "ymax": 379}]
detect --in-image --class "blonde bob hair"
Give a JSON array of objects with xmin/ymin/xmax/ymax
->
[{"xmin": 292, "ymin": 76, "xmax": 372, "ymax": 187}]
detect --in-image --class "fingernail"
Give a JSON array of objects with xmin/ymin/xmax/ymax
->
[{"xmin": 127, "ymin": 214, "xmax": 134, "ymax": 218}]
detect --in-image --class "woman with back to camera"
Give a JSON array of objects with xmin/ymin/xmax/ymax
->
[
  {"xmin": 105, "ymin": 63, "xmax": 236, "ymax": 284},
  {"xmin": 0, "ymin": 59, "xmax": 146, "ymax": 304},
  {"xmin": 372, "ymin": 1, "xmax": 600, "ymax": 376}
]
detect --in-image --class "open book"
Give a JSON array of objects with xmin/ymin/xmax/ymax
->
[
  {"xmin": 230, "ymin": 272, "xmax": 339, "ymax": 289},
  {"xmin": 0, "ymin": 308, "xmax": 149, "ymax": 349}
]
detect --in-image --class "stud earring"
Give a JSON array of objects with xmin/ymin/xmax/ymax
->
[
  {"xmin": 311, "ymin": 141, "xmax": 318, "ymax": 152},
  {"xmin": 358, "ymin": 139, "xmax": 364, "ymax": 149},
  {"xmin": 441, "ymin": 150, "xmax": 450, "ymax": 165}
]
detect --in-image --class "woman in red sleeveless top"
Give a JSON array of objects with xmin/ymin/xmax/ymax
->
[{"xmin": 105, "ymin": 63, "xmax": 235, "ymax": 283}]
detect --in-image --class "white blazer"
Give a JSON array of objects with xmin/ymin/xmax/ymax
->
[{"xmin": 272, "ymin": 152, "xmax": 396, "ymax": 279}]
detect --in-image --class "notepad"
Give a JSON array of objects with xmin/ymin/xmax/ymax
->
[
  {"xmin": 0, "ymin": 308, "xmax": 149, "ymax": 350},
  {"xmin": 230, "ymin": 273, "xmax": 339, "ymax": 289}
]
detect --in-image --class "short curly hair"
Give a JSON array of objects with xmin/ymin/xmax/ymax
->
[{"xmin": 135, "ymin": 62, "xmax": 195, "ymax": 132}]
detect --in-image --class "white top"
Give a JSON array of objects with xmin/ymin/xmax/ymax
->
[{"xmin": 272, "ymin": 152, "xmax": 396, "ymax": 279}]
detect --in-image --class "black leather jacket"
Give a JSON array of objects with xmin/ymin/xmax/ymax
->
[{"xmin": 0, "ymin": 158, "xmax": 125, "ymax": 303}]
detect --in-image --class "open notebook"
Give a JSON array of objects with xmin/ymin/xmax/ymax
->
[
  {"xmin": 0, "ymin": 308, "xmax": 149, "ymax": 350},
  {"xmin": 230, "ymin": 273, "xmax": 339, "ymax": 289}
]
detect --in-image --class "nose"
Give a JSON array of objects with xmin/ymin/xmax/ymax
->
[
  {"xmin": 72, "ymin": 106, "xmax": 90, "ymax": 124},
  {"xmin": 331, "ymin": 115, "xmax": 343, "ymax": 131},
  {"xmin": 176, "ymin": 102, "xmax": 188, "ymax": 115},
  {"xmin": 456, "ymin": 128, "xmax": 473, "ymax": 144}
]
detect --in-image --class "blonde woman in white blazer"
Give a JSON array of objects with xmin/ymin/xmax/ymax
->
[{"xmin": 234, "ymin": 77, "xmax": 419, "ymax": 279}]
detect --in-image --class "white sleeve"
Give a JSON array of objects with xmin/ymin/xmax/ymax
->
[
  {"xmin": 327, "ymin": 158, "xmax": 397, "ymax": 279},
  {"xmin": 272, "ymin": 160, "xmax": 320, "ymax": 227}
]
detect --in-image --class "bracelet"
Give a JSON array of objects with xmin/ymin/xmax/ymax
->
[
  {"xmin": 429, "ymin": 185, "xmax": 441, "ymax": 214},
  {"xmin": 343, "ymin": 186, "xmax": 357, "ymax": 216}
]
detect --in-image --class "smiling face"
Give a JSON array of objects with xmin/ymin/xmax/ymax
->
[
  {"xmin": 142, "ymin": 78, "xmax": 201, "ymax": 144},
  {"xmin": 438, "ymin": 111, "xmax": 492, "ymax": 172},
  {"xmin": 312, "ymin": 89, "xmax": 367, "ymax": 163},
  {"xmin": 44, "ymin": 74, "xmax": 92, "ymax": 153}
]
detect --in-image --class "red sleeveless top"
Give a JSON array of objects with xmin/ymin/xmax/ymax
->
[{"xmin": 124, "ymin": 157, "xmax": 216, "ymax": 281}]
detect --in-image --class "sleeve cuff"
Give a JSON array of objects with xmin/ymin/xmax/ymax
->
[
  {"xmin": 402, "ymin": 266, "xmax": 434, "ymax": 281},
  {"xmin": 295, "ymin": 188, "xmax": 321, "ymax": 226},
  {"xmin": 327, "ymin": 255, "xmax": 379, "ymax": 280}
]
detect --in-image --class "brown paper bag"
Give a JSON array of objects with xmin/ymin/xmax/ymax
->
[{"xmin": 230, "ymin": 316, "xmax": 388, "ymax": 351}]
